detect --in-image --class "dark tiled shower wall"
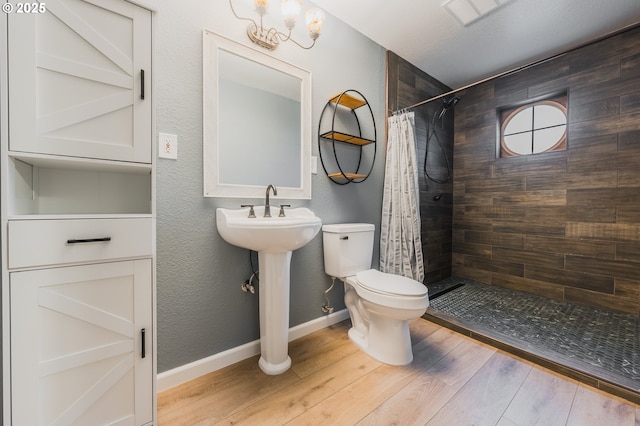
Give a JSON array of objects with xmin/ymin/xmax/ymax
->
[
  {"xmin": 387, "ymin": 51, "xmax": 455, "ymax": 284},
  {"xmin": 387, "ymin": 26, "xmax": 640, "ymax": 315},
  {"xmin": 451, "ymin": 26, "xmax": 640, "ymax": 316}
]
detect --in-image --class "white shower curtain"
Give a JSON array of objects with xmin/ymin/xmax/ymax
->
[{"xmin": 380, "ymin": 112, "xmax": 425, "ymax": 283}]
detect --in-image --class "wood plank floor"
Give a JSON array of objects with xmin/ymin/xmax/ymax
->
[{"xmin": 158, "ymin": 319, "xmax": 640, "ymax": 425}]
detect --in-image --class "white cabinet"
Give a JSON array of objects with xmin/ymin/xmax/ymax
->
[
  {"xmin": 10, "ymin": 260, "xmax": 153, "ymax": 426},
  {"xmin": 1, "ymin": 0, "xmax": 155, "ymax": 425},
  {"xmin": 8, "ymin": 0, "xmax": 152, "ymax": 163},
  {"xmin": 8, "ymin": 218, "xmax": 153, "ymax": 269}
]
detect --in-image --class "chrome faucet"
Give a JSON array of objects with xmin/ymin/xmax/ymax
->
[{"xmin": 264, "ymin": 184, "xmax": 277, "ymax": 217}]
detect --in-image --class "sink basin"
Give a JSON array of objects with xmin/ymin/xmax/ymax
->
[
  {"xmin": 216, "ymin": 205, "xmax": 322, "ymax": 375},
  {"xmin": 216, "ymin": 206, "xmax": 322, "ymax": 253}
]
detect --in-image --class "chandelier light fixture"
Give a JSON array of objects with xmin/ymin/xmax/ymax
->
[{"xmin": 229, "ymin": 0, "xmax": 326, "ymax": 50}]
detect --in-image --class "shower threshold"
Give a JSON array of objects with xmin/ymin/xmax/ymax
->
[{"xmin": 423, "ymin": 277, "xmax": 640, "ymax": 404}]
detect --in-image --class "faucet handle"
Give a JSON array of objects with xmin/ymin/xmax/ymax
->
[
  {"xmin": 278, "ymin": 204, "xmax": 291, "ymax": 217},
  {"xmin": 241, "ymin": 204, "xmax": 256, "ymax": 218}
]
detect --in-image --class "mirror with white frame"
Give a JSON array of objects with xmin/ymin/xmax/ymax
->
[{"xmin": 203, "ymin": 30, "xmax": 312, "ymax": 199}]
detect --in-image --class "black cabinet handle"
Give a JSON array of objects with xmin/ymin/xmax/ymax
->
[
  {"xmin": 140, "ymin": 69, "xmax": 145, "ymax": 100},
  {"xmin": 141, "ymin": 328, "xmax": 146, "ymax": 358},
  {"xmin": 66, "ymin": 237, "xmax": 111, "ymax": 244}
]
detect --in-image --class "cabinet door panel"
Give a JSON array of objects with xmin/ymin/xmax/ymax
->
[
  {"xmin": 11, "ymin": 259, "xmax": 152, "ymax": 426},
  {"xmin": 8, "ymin": 0, "xmax": 151, "ymax": 163}
]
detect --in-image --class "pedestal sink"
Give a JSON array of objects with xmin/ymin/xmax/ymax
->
[{"xmin": 216, "ymin": 205, "xmax": 322, "ymax": 374}]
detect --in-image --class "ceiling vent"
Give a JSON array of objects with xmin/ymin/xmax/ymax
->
[{"xmin": 442, "ymin": 0, "xmax": 512, "ymax": 26}]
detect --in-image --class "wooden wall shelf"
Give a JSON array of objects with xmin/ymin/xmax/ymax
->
[
  {"xmin": 327, "ymin": 172, "xmax": 368, "ymax": 180},
  {"xmin": 318, "ymin": 90, "xmax": 377, "ymax": 185},
  {"xmin": 318, "ymin": 130, "xmax": 374, "ymax": 146},
  {"xmin": 328, "ymin": 92, "xmax": 368, "ymax": 110}
]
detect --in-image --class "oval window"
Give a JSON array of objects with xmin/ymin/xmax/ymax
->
[{"xmin": 501, "ymin": 99, "xmax": 567, "ymax": 157}]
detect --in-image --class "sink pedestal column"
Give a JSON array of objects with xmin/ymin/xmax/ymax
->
[{"xmin": 257, "ymin": 251, "xmax": 292, "ymax": 375}]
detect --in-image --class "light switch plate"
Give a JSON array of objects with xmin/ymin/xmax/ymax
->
[
  {"xmin": 159, "ymin": 133, "xmax": 178, "ymax": 159},
  {"xmin": 311, "ymin": 155, "xmax": 318, "ymax": 174}
]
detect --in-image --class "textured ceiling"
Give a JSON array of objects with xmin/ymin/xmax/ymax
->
[{"xmin": 312, "ymin": 0, "xmax": 640, "ymax": 90}]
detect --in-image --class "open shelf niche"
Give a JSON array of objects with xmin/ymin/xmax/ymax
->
[{"xmin": 318, "ymin": 90, "xmax": 376, "ymax": 185}]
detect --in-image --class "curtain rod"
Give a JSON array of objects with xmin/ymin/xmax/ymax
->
[{"xmin": 394, "ymin": 21, "xmax": 640, "ymax": 114}]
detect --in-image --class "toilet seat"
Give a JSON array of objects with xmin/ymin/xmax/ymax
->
[
  {"xmin": 346, "ymin": 269, "xmax": 428, "ymax": 310},
  {"xmin": 356, "ymin": 269, "xmax": 427, "ymax": 297}
]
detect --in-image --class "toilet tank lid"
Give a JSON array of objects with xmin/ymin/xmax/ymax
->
[{"xmin": 322, "ymin": 223, "xmax": 375, "ymax": 233}]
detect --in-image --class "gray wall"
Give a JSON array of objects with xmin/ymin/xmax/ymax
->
[{"xmin": 154, "ymin": 0, "xmax": 387, "ymax": 373}]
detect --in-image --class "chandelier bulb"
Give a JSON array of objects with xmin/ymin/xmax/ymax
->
[
  {"xmin": 254, "ymin": 0, "xmax": 269, "ymax": 16},
  {"xmin": 280, "ymin": 0, "xmax": 301, "ymax": 30},
  {"xmin": 305, "ymin": 7, "xmax": 325, "ymax": 40}
]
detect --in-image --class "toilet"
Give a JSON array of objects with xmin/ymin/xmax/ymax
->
[{"xmin": 322, "ymin": 223, "xmax": 429, "ymax": 365}]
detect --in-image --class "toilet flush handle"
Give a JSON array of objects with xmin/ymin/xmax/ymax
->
[{"xmin": 340, "ymin": 236, "xmax": 349, "ymax": 240}]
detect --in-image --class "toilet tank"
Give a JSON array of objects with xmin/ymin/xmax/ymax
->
[{"xmin": 322, "ymin": 223, "xmax": 375, "ymax": 278}]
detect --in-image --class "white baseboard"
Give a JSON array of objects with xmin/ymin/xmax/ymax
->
[{"xmin": 157, "ymin": 309, "xmax": 349, "ymax": 392}]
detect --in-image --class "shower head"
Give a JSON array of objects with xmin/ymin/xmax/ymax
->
[
  {"xmin": 437, "ymin": 96, "xmax": 460, "ymax": 120},
  {"xmin": 443, "ymin": 96, "xmax": 460, "ymax": 109}
]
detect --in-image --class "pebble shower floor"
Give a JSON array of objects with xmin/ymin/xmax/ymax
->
[{"xmin": 426, "ymin": 277, "xmax": 639, "ymax": 394}]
